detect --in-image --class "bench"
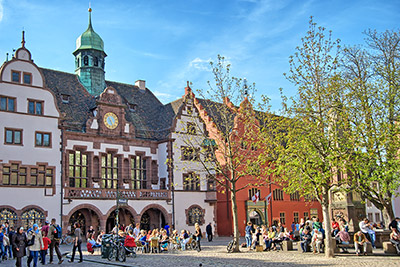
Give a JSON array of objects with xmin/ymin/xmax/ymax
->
[
  {"xmin": 383, "ymin": 241, "xmax": 397, "ymax": 254},
  {"xmin": 297, "ymin": 241, "xmax": 311, "ymax": 252},
  {"xmin": 335, "ymin": 242, "xmax": 373, "ymax": 254},
  {"xmin": 281, "ymin": 240, "xmax": 293, "ymax": 251}
]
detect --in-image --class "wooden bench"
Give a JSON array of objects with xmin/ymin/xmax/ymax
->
[{"xmin": 383, "ymin": 241, "xmax": 397, "ymax": 254}]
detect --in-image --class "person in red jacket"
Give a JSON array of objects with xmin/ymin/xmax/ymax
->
[{"xmin": 40, "ymin": 231, "xmax": 51, "ymax": 265}]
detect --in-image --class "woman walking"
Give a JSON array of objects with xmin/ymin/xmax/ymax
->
[
  {"xmin": 194, "ymin": 223, "xmax": 202, "ymax": 252},
  {"xmin": 27, "ymin": 224, "xmax": 44, "ymax": 267},
  {"xmin": 11, "ymin": 227, "xmax": 27, "ymax": 267},
  {"xmin": 69, "ymin": 222, "xmax": 83, "ymax": 263}
]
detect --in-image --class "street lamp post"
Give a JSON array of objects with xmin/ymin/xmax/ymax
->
[{"xmin": 115, "ymin": 183, "xmax": 120, "ymax": 231}]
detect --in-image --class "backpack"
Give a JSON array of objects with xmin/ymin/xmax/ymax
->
[{"xmin": 54, "ymin": 224, "xmax": 62, "ymax": 239}]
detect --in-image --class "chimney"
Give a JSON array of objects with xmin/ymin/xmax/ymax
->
[{"xmin": 135, "ymin": 80, "xmax": 146, "ymax": 90}]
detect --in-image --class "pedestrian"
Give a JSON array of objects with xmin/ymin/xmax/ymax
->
[
  {"xmin": 164, "ymin": 223, "xmax": 170, "ymax": 236},
  {"xmin": 194, "ymin": 223, "xmax": 202, "ymax": 252},
  {"xmin": 86, "ymin": 225, "xmax": 95, "ymax": 240},
  {"xmin": 206, "ymin": 223, "xmax": 213, "ymax": 242},
  {"xmin": 133, "ymin": 223, "xmax": 140, "ymax": 239},
  {"xmin": 0, "ymin": 224, "xmax": 5, "ymax": 262},
  {"xmin": 245, "ymin": 221, "xmax": 253, "ymax": 249},
  {"xmin": 27, "ymin": 224, "xmax": 44, "ymax": 267},
  {"xmin": 47, "ymin": 218, "xmax": 63, "ymax": 264},
  {"xmin": 12, "ymin": 227, "xmax": 27, "ymax": 267},
  {"xmin": 69, "ymin": 222, "xmax": 83, "ymax": 263},
  {"xmin": 41, "ymin": 221, "xmax": 50, "ymax": 238},
  {"xmin": 40, "ymin": 230, "xmax": 51, "ymax": 265}
]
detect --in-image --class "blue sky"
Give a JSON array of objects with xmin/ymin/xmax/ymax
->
[{"xmin": 0, "ymin": 0, "xmax": 399, "ymax": 110}]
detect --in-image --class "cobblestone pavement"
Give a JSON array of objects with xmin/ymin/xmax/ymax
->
[{"xmin": 1, "ymin": 237, "xmax": 399, "ymax": 267}]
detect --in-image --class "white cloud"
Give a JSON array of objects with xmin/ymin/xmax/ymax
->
[
  {"xmin": 0, "ymin": 0, "xmax": 3, "ymax": 22},
  {"xmin": 189, "ymin": 57, "xmax": 212, "ymax": 71}
]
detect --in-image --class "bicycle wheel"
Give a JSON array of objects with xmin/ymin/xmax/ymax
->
[
  {"xmin": 191, "ymin": 241, "xmax": 197, "ymax": 250},
  {"xmin": 227, "ymin": 240, "xmax": 234, "ymax": 253},
  {"xmin": 65, "ymin": 236, "xmax": 73, "ymax": 246},
  {"xmin": 107, "ymin": 247, "xmax": 116, "ymax": 261},
  {"xmin": 118, "ymin": 247, "xmax": 126, "ymax": 262}
]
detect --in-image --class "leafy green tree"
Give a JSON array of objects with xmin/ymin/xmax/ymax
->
[
  {"xmin": 263, "ymin": 17, "xmax": 347, "ymax": 258},
  {"xmin": 343, "ymin": 29, "xmax": 400, "ymax": 226}
]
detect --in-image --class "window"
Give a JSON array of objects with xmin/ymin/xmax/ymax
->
[
  {"xmin": 61, "ymin": 94, "xmax": 70, "ymax": 104},
  {"xmin": 35, "ymin": 132, "xmax": 51, "ymax": 147},
  {"xmin": 293, "ymin": 212, "xmax": 299, "ymax": 223},
  {"xmin": 248, "ymin": 188, "xmax": 260, "ymax": 200},
  {"xmin": 23, "ymin": 73, "xmax": 32, "ymax": 84},
  {"xmin": 68, "ymin": 151, "xmax": 88, "ymax": 188},
  {"xmin": 101, "ymin": 153, "xmax": 118, "ymax": 189},
  {"xmin": 128, "ymin": 103, "xmax": 137, "ymax": 112},
  {"xmin": 374, "ymin": 213, "xmax": 381, "ymax": 223},
  {"xmin": 2, "ymin": 164, "xmax": 26, "ymax": 185},
  {"xmin": 0, "ymin": 208, "xmax": 18, "ymax": 228},
  {"xmin": 5, "ymin": 128, "xmax": 22, "ymax": 145},
  {"xmin": 304, "ymin": 212, "xmax": 309, "ymax": 219},
  {"xmin": 21, "ymin": 209, "xmax": 45, "ymax": 229},
  {"xmin": 290, "ymin": 192, "xmax": 300, "ymax": 201},
  {"xmin": 187, "ymin": 122, "xmax": 196, "ymax": 134},
  {"xmin": 186, "ymin": 205, "xmax": 205, "ymax": 226},
  {"xmin": 94, "ymin": 57, "xmax": 98, "ymax": 67},
  {"xmin": 84, "ymin": 55, "xmax": 89, "ymax": 66},
  {"xmin": 181, "ymin": 146, "xmax": 199, "ymax": 161},
  {"xmin": 29, "ymin": 165, "xmax": 53, "ymax": 186},
  {"xmin": 207, "ymin": 175, "xmax": 216, "ymax": 191},
  {"xmin": 183, "ymin": 173, "xmax": 200, "ymax": 191},
  {"xmin": 280, "ymin": 212, "xmax": 286, "ymax": 225},
  {"xmin": 368, "ymin": 213, "xmax": 373, "ymax": 222},
  {"xmin": 28, "ymin": 100, "xmax": 43, "ymax": 115},
  {"xmin": 160, "ymin": 178, "xmax": 166, "ymax": 190},
  {"xmin": 131, "ymin": 155, "xmax": 146, "ymax": 189},
  {"xmin": 186, "ymin": 106, "xmax": 192, "ymax": 115},
  {"xmin": 310, "ymin": 208, "xmax": 318, "ymax": 219},
  {"xmin": 11, "ymin": 71, "xmax": 20, "ymax": 83},
  {"xmin": 0, "ymin": 96, "xmax": 15, "ymax": 112},
  {"xmin": 273, "ymin": 189, "xmax": 284, "ymax": 201}
]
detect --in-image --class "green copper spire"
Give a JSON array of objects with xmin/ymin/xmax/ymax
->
[
  {"xmin": 73, "ymin": 7, "xmax": 107, "ymax": 96},
  {"xmin": 74, "ymin": 8, "xmax": 105, "ymax": 53}
]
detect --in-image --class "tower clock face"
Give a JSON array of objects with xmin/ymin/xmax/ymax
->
[{"xmin": 103, "ymin": 112, "xmax": 119, "ymax": 129}]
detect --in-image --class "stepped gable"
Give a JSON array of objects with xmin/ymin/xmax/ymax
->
[
  {"xmin": 41, "ymin": 68, "xmax": 95, "ymax": 132},
  {"xmin": 41, "ymin": 68, "xmax": 171, "ymax": 140}
]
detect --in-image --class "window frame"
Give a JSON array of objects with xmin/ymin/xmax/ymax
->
[
  {"xmin": 23, "ymin": 72, "xmax": 32, "ymax": 85},
  {"xmin": 11, "ymin": 70, "xmax": 21, "ymax": 83},
  {"xmin": 101, "ymin": 153, "xmax": 119, "ymax": 189},
  {"xmin": 186, "ymin": 122, "xmax": 196, "ymax": 134},
  {"xmin": 27, "ymin": 99, "xmax": 44, "ymax": 115},
  {"xmin": 130, "ymin": 155, "xmax": 147, "ymax": 189},
  {"xmin": 35, "ymin": 131, "xmax": 52, "ymax": 148},
  {"xmin": 181, "ymin": 146, "xmax": 199, "ymax": 161},
  {"xmin": 68, "ymin": 150, "xmax": 88, "ymax": 188},
  {"xmin": 273, "ymin": 188, "xmax": 284, "ymax": 201},
  {"xmin": 4, "ymin": 128, "xmax": 23, "ymax": 145},
  {"xmin": 183, "ymin": 173, "xmax": 200, "ymax": 191},
  {"xmin": 279, "ymin": 212, "xmax": 286, "ymax": 225},
  {"xmin": 0, "ymin": 95, "xmax": 16, "ymax": 112}
]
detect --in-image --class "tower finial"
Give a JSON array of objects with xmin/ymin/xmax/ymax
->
[
  {"xmin": 21, "ymin": 30, "xmax": 25, "ymax": 48},
  {"xmin": 88, "ymin": 3, "xmax": 93, "ymax": 30}
]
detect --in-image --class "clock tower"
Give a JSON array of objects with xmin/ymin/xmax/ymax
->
[{"xmin": 73, "ymin": 8, "xmax": 107, "ymax": 96}]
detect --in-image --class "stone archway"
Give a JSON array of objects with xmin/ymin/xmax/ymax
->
[
  {"xmin": 66, "ymin": 204, "xmax": 102, "ymax": 237},
  {"xmin": 105, "ymin": 206, "xmax": 137, "ymax": 233},
  {"xmin": 140, "ymin": 204, "xmax": 170, "ymax": 231}
]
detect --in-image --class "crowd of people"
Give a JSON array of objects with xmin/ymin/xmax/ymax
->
[{"xmin": 0, "ymin": 218, "xmax": 64, "ymax": 267}]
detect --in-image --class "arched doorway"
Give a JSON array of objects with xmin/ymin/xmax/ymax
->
[
  {"xmin": 106, "ymin": 208, "xmax": 135, "ymax": 233},
  {"xmin": 0, "ymin": 208, "xmax": 18, "ymax": 227},
  {"xmin": 140, "ymin": 208, "xmax": 165, "ymax": 231},
  {"xmin": 249, "ymin": 210, "xmax": 262, "ymax": 226},
  {"xmin": 68, "ymin": 208, "xmax": 100, "ymax": 238},
  {"xmin": 21, "ymin": 208, "xmax": 45, "ymax": 229}
]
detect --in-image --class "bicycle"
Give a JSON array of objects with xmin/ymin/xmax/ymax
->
[
  {"xmin": 60, "ymin": 234, "xmax": 74, "ymax": 245},
  {"xmin": 227, "ymin": 238, "xmax": 238, "ymax": 253},
  {"xmin": 107, "ymin": 235, "xmax": 125, "ymax": 262}
]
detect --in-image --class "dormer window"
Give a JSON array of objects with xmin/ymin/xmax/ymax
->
[
  {"xmin": 23, "ymin": 73, "xmax": 32, "ymax": 85},
  {"xmin": 84, "ymin": 55, "xmax": 89, "ymax": 66},
  {"xmin": 61, "ymin": 94, "xmax": 70, "ymax": 104},
  {"xmin": 12, "ymin": 71, "xmax": 20, "ymax": 83},
  {"xmin": 128, "ymin": 103, "xmax": 137, "ymax": 112},
  {"xmin": 94, "ymin": 57, "xmax": 98, "ymax": 67}
]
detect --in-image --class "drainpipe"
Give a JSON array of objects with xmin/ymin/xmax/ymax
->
[
  {"xmin": 170, "ymin": 139, "xmax": 175, "ymax": 228},
  {"xmin": 60, "ymin": 127, "xmax": 64, "ymax": 230}
]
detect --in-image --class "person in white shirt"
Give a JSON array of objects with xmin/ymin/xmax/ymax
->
[
  {"xmin": 359, "ymin": 218, "xmax": 376, "ymax": 248},
  {"xmin": 133, "ymin": 223, "xmax": 141, "ymax": 239}
]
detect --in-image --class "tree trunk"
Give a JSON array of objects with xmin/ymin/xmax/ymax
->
[
  {"xmin": 321, "ymin": 195, "xmax": 334, "ymax": 258},
  {"xmin": 382, "ymin": 203, "xmax": 395, "ymax": 229},
  {"xmin": 230, "ymin": 183, "xmax": 240, "ymax": 252}
]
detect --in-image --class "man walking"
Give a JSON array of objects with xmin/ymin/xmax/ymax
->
[
  {"xmin": 47, "ymin": 218, "xmax": 63, "ymax": 264},
  {"xmin": 206, "ymin": 223, "xmax": 213, "ymax": 242}
]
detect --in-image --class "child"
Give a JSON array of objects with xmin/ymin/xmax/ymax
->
[{"xmin": 41, "ymin": 230, "xmax": 51, "ymax": 265}]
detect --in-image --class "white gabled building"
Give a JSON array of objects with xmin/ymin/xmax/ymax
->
[
  {"xmin": 0, "ymin": 34, "xmax": 62, "ymax": 227},
  {"xmin": 167, "ymin": 86, "xmax": 217, "ymax": 234}
]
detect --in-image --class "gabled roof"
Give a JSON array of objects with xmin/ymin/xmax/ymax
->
[{"xmin": 41, "ymin": 68, "xmax": 172, "ymax": 140}]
